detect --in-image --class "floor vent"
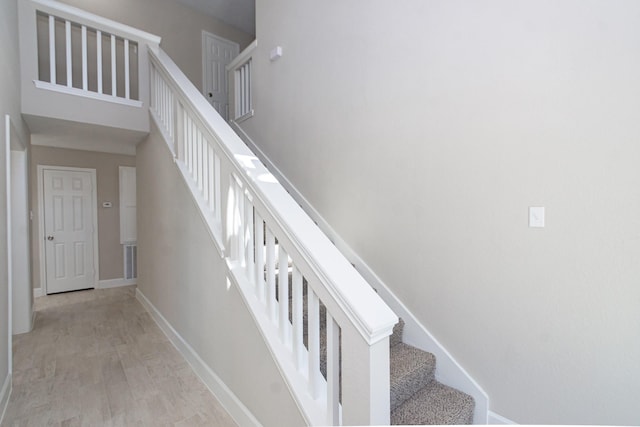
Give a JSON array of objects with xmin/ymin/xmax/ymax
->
[{"xmin": 124, "ymin": 244, "xmax": 137, "ymax": 280}]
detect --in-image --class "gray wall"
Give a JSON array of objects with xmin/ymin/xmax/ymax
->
[
  {"xmin": 57, "ymin": 0, "xmax": 254, "ymax": 90},
  {"xmin": 29, "ymin": 146, "xmax": 136, "ymax": 290},
  {"xmin": 239, "ymin": 0, "xmax": 640, "ymax": 424},
  {"xmin": 136, "ymin": 124, "xmax": 306, "ymax": 427},
  {"xmin": 0, "ymin": 0, "xmax": 31, "ymax": 400}
]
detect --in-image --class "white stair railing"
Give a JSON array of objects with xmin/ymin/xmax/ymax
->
[
  {"xmin": 149, "ymin": 49, "xmax": 398, "ymax": 426},
  {"xmin": 19, "ymin": 0, "xmax": 160, "ymax": 107}
]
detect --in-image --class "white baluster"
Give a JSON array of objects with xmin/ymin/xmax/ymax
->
[
  {"xmin": 265, "ymin": 229, "xmax": 277, "ymax": 322},
  {"xmin": 110, "ymin": 34, "xmax": 116, "ymax": 96},
  {"xmin": 185, "ymin": 115, "xmax": 192, "ymax": 172},
  {"xmin": 239, "ymin": 66, "xmax": 245, "ymax": 116},
  {"xmin": 96, "ymin": 30, "xmax": 102, "ymax": 93},
  {"xmin": 308, "ymin": 289, "xmax": 322, "ymax": 399},
  {"xmin": 292, "ymin": 266, "xmax": 304, "ymax": 370},
  {"xmin": 236, "ymin": 180, "xmax": 245, "ymax": 266},
  {"xmin": 208, "ymin": 144, "xmax": 215, "ymax": 212},
  {"xmin": 244, "ymin": 193, "xmax": 255, "ymax": 278},
  {"xmin": 197, "ymin": 130, "xmax": 203, "ymax": 190},
  {"xmin": 278, "ymin": 246, "xmax": 290, "ymax": 346},
  {"xmin": 248, "ymin": 60, "xmax": 252, "ymax": 110},
  {"xmin": 327, "ymin": 313, "xmax": 340, "ymax": 426},
  {"xmin": 124, "ymin": 39, "xmax": 130, "ymax": 99},
  {"xmin": 245, "ymin": 62, "xmax": 250, "ymax": 114},
  {"xmin": 48, "ymin": 15, "xmax": 56, "ymax": 84},
  {"xmin": 81, "ymin": 25, "xmax": 87, "ymax": 90},
  {"xmin": 202, "ymin": 141, "xmax": 209, "ymax": 204},
  {"xmin": 65, "ymin": 20, "xmax": 71, "ymax": 87},
  {"xmin": 254, "ymin": 213, "xmax": 265, "ymax": 301},
  {"xmin": 214, "ymin": 154, "xmax": 221, "ymax": 221},
  {"xmin": 168, "ymin": 89, "xmax": 174, "ymax": 140},
  {"xmin": 160, "ymin": 79, "xmax": 165, "ymax": 126}
]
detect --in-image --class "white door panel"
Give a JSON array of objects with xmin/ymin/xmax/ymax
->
[
  {"xmin": 44, "ymin": 169, "xmax": 96, "ymax": 294},
  {"xmin": 203, "ymin": 32, "xmax": 239, "ymax": 121}
]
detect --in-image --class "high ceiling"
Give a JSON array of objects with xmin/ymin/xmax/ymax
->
[{"xmin": 175, "ymin": 0, "xmax": 255, "ymax": 35}]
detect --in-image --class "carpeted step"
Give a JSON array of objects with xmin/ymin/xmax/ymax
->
[
  {"xmin": 390, "ymin": 342, "xmax": 436, "ymax": 411},
  {"xmin": 390, "ymin": 318, "xmax": 404, "ymax": 348},
  {"xmin": 391, "ymin": 381, "xmax": 475, "ymax": 425}
]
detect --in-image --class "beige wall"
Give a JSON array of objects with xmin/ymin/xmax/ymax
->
[
  {"xmin": 57, "ymin": 0, "xmax": 254, "ymax": 90},
  {"xmin": 136, "ymin": 124, "xmax": 306, "ymax": 427},
  {"xmin": 240, "ymin": 0, "xmax": 640, "ymax": 424},
  {"xmin": 30, "ymin": 145, "xmax": 135, "ymax": 289},
  {"xmin": 0, "ymin": 0, "xmax": 31, "ymax": 394}
]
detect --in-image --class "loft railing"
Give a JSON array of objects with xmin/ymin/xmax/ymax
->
[
  {"xmin": 18, "ymin": 0, "xmax": 160, "ymax": 132},
  {"xmin": 19, "ymin": 0, "xmax": 160, "ymax": 109},
  {"xmin": 149, "ymin": 48, "xmax": 398, "ymax": 426}
]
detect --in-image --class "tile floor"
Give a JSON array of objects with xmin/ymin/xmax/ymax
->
[{"xmin": 2, "ymin": 286, "xmax": 238, "ymax": 427}]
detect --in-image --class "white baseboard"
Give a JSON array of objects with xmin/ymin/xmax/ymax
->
[
  {"xmin": 0, "ymin": 374, "xmax": 12, "ymax": 425},
  {"xmin": 97, "ymin": 278, "xmax": 137, "ymax": 289},
  {"xmin": 135, "ymin": 289, "xmax": 260, "ymax": 427},
  {"xmin": 231, "ymin": 123, "xmax": 490, "ymax": 423},
  {"xmin": 488, "ymin": 411, "xmax": 517, "ymax": 424},
  {"xmin": 33, "ymin": 287, "xmax": 42, "ymax": 298}
]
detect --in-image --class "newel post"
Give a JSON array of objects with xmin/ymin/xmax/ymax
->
[{"xmin": 341, "ymin": 327, "xmax": 392, "ymax": 425}]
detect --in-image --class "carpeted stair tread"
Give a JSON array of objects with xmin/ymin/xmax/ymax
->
[
  {"xmin": 390, "ymin": 318, "xmax": 405, "ymax": 348},
  {"xmin": 390, "ymin": 343, "xmax": 436, "ymax": 411},
  {"xmin": 391, "ymin": 381, "xmax": 475, "ymax": 425}
]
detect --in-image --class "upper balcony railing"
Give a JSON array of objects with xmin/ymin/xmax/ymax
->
[{"xmin": 18, "ymin": 0, "xmax": 160, "ymax": 134}]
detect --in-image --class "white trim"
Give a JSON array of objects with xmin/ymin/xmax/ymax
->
[
  {"xmin": 0, "ymin": 373, "xmax": 11, "ymax": 425},
  {"xmin": 30, "ymin": 136, "xmax": 137, "ymax": 157},
  {"xmin": 97, "ymin": 278, "xmax": 136, "ymax": 289},
  {"xmin": 227, "ymin": 40, "xmax": 258, "ymax": 72},
  {"xmin": 230, "ymin": 123, "xmax": 491, "ymax": 423},
  {"xmin": 33, "ymin": 287, "xmax": 43, "ymax": 298},
  {"xmin": 33, "ymin": 80, "xmax": 144, "ymax": 108},
  {"xmin": 488, "ymin": 411, "xmax": 518, "ymax": 424},
  {"xmin": 135, "ymin": 289, "xmax": 260, "ymax": 427},
  {"xmin": 37, "ymin": 165, "xmax": 99, "ymax": 295},
  {"xmin": 234, "ymin": 109, "xmax": 254, "ymax": 124},
  {"xmin": 4, "ymin": 115, "xmax": 12, "ymax": 376}
]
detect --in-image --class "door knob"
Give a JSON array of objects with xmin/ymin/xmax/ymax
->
[
  {"xmin": 47, "ymin": 235, "xmax": 54, "ymax": 241},
  {"xmin": 208, "ymin": 92, "xmax": 213, "ymax": 97}
]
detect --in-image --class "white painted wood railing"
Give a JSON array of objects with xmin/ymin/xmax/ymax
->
[
  {"xmin": 228, "ymin": 40, "xmax": 256, "ymax": 123},
  {"xmin": 19, "ymin": 0, "xmax": 160, "ymax": 107},
  {"xmin": 149, "ymin": 49, "xmax": 398, "ymax": 426}
]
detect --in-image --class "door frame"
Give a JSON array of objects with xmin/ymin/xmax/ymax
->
[
  {"xmin": 201, "ymin": 31, "xmax": 239, "ymax": 116},
  {"xmin": 37, "ymin": 165, "xmax": 99, "ymax": 295}
]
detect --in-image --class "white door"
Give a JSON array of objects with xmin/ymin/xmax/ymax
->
[
  {"xmin": 43, "ymin": 168, "xmax": 97, "ymax": 294},
  {"xmin": 203, "ymin": 32, "xmax": 239, "ymax": 120}
]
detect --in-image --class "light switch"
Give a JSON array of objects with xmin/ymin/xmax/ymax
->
[{"xmin": 529, "ymin": 207, "xmax": 545, "ymax": 228}]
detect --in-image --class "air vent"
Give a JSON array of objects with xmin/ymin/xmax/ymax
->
[{"xmin": 124, "ymin": 244, "xmax": 137, "ymax": 280}]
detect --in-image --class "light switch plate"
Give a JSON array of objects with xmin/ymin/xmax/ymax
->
[{"xmin": 529, "ymin": 206, "xmax": 545, "ymax": 228}]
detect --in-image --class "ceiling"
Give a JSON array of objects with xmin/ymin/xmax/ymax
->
[{"xmin": 175, "ymin": 0, "xmax": 255, "ymax": 35}]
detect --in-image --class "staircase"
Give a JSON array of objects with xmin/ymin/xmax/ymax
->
[{"xmin": 19, "ymin": 0, "xmax": 482, "ymax": 424}]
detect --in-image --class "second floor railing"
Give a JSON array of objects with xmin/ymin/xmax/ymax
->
[{"xmin": 19, "ymin": 0, "xmax": 160, "ymax": 109}]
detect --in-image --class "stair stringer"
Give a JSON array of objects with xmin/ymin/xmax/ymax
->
[{"xmin": 231, "ymin": 123, "xmax": 490, "ymax": 424}]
